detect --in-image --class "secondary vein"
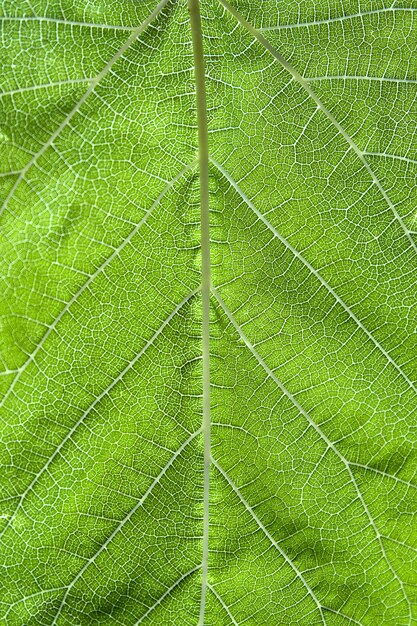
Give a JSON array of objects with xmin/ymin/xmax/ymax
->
[{"xmin": 217, "ymin": 0, "xmax": 417, "ymax": 258}]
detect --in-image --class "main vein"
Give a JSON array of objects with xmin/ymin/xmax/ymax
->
[{"xmin": 189, "ymin": 1, "xmax": 211, "ymax": 624}]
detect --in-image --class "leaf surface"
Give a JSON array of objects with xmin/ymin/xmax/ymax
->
[{"xmin": 0, "ymin": 0, "xmax": 416, "ymax": 624}]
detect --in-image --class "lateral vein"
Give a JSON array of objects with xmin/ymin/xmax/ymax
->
[
  {"xmin": 49, "ymin": 428, "xmax": 202, "ymax": 625},
  {"xmin": 210, "ymin": 157, "xmax": 417, "ymax": 396},
  {"xmin": 0, "ymin": 0, "xmax": 172, "ymax": 220},
  {"xmin": 212, "ymin": 459, "xmax": 326, "ymax": 625},
  {"xmin": 217, "ymin": 0, "xmax": 417, "ymax": 257},
  {"xmin": 0, "ymin": 289, "xmax": 199, "ymax": 543},
  {"xmin": 0, "ymin": 159, "xmax": 198, "ymax": 410},
  {"xmin": 212, "ymin": 287, "xmax": 411, "ymax": 617}
]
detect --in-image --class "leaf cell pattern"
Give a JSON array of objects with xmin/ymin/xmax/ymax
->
[{"xmin": 0, "ymin": 0, "xmax": 416, "ymax": 624}]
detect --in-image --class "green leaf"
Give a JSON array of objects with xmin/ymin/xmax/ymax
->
[{"xmin": 1, "ymin": 0, "xmax": 416, "ymax": 624}]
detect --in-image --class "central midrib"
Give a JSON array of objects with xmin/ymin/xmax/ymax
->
[{"xmin": 189, "ymin": 0, "xmax": 211, "ymax": 624}]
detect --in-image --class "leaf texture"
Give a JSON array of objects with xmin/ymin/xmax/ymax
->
[{"xmin": 0, "ymin": 0, "xmax": 416, "ymax": 624}]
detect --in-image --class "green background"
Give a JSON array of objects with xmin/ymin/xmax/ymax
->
[{"xmin": 0, "ymin": 0, "xmax": 416, "ymax": 623}]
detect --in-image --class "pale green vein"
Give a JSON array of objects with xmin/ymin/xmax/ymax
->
[
  {"xmin": 212, "ymin": 286, "xmax": 411, "ymax": 618},
  {"xmin": 0, "ymin": 79, "xmax": 94, "ymax": 98},
  {"xmin": 0, "ymin": 16, "xmax": 135, "ymax": 30},
  {"xmin": 323, "ymin": 606, "xmax": 365, "ymax": 626},
  {"xmin": 189, "ymin": 1, "xmax": 211, "ymax": 624},
  {"xmin": 306, "ymin": 75, "xmax": 417, "ymax": 84},
  {"xmin": 349, "ymin": 461, "xmax": 416, "ymax": 490},
  {"xmin": 207, "ymin": 583, "xmax": 239, "ymax": 626},
  {"xmin": 212, "ymin": 422, "xmax": 416, "ymax": 491},
  {"xmin": 0, "ymin": 159, "xmax": 198, "ymax": 410},
  {"xmin": 364, "ymin": 152, "xmax": 417, "ymax": 167},
  {"xmin": 134, "ymin": 566, "xmax": 201, "ymax": 625},
  {"xmin": 0, "ymin": 171, "xmax": 22, "ymax": 178},
  {"xmin": 212, "ymin": 459, "xmax": 327, "ymax": 625},
  {"xmin": 217, "ymin": 0, "xmax": 417, "ymax": 257},
  {"xmin": 2, "ymin": 587, "xmax": 67, "ymax": 621},
  {"xmin": 258, "ymin": 7, "xmax": 417, "ymax": 31},
  {"xmin": 0, "ymin": 289, "xmax": 199, "ymax": 543},
  {"xmin": 382, "ymin": 535, "xmax": 417, "ymax": 554},
  {"xmin": 0, "ymin": 0, "xmax": 172, "ymax": 220},
  {"xmin": 50, "ymin": 428, "xmax": 202, "ymax": 625},
  {"xmin": 0, "ymin": 368, "xmax": 21, "ymax": 376},
  {"xmin": 210, "ymin": 157, "xmax": 417, "ymax": 396}
]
